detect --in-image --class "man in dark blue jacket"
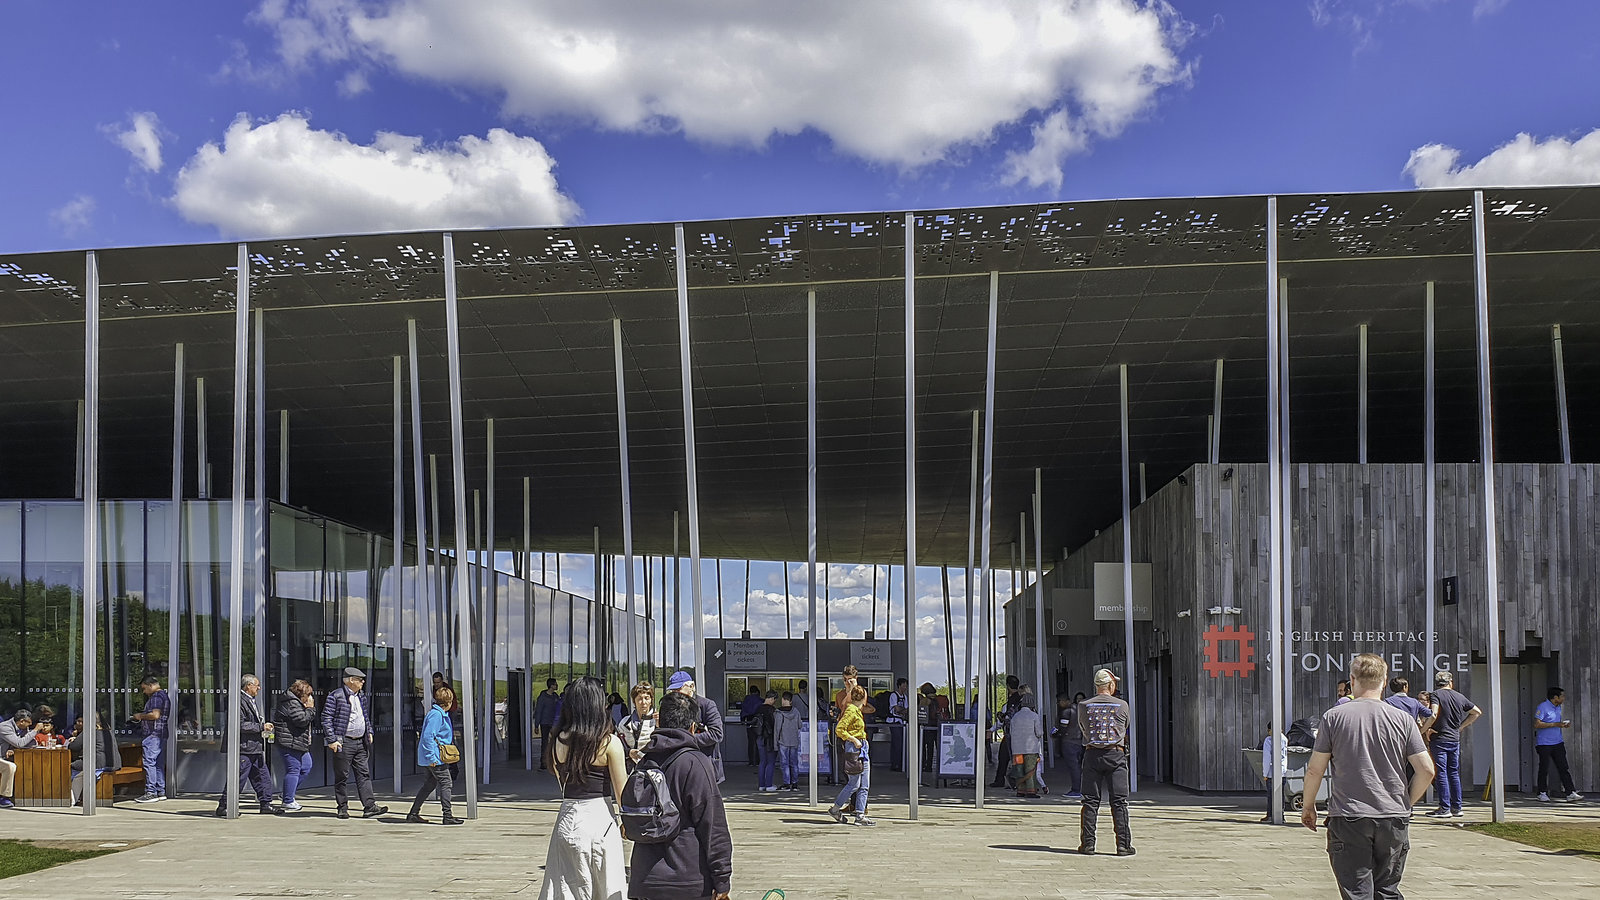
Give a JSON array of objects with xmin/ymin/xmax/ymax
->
[
  {"xmin": 215, "ymin": 674, "xmax": 281, "ymax": 816},
  {"xmin": 630, "ymin": 691, "xmax": 732, "ymax": 900},
  {"xmin": 321, "ymin": 667, "xmax": 388, "ymax": 819}
]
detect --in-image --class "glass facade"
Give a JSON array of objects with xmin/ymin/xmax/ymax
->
[{"xmin": 0, "ymin": 498, "xmax": 648, "ymax": 794}]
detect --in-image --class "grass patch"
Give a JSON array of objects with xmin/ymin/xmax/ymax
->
[
  {"xmin": 0, "ymin": 840, "xmax": 119, "ymax": 880},
  {"xmin": 1468, "ymin": 822, "xmax": 1600, "ymax": 861}
]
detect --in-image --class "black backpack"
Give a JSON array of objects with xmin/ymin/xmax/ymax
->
[{"xmin": 618, "ymin": 747, "xmax": 696, "ymax": 843}]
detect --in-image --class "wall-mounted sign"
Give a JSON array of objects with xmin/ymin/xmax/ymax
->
[
  {"xmin": 1052, "ymin": 588, "xmax": 1098, "ymax": 635},
  {"xmin": 1093, "ymin": 562, "xmax": 1153, "ymax": 621},
  {"xmin": 725, "ymin": 640, "xmax": 768, "ymax": 671},
  {"xmin": 1442, "ymin": 576, "xmax": 1459, "ymax": 607},
  {"xmin": 850, "ymin": 641, "xmax": 890, "ymax": 671}
]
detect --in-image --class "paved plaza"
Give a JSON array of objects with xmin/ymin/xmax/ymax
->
[{"xmin": 2, "ymin": 766, "xmax": 1596, "ymax": 898}]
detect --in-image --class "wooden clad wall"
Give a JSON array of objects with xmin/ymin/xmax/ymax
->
[{"xmin": 1045, "ymin": 462, "xmax": 1597, "ymax": 793}]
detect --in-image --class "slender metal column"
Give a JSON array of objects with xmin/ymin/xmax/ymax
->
[
  {"xmin": 1264, "ymin": 198, "xmax": 1286, "ymax": 823},
  {"xmin": 673, "ymin": 510, "xmax": 681, "ymax": 668},
  {"xmin": 975, "ymin": 271, "xmax": 1000, "ymax": 808},
  {"xmin": 1552, "ymin": 325, "xmax": 1572, "ymax": 464},
  {"xmin": 484, "ymin": 420, "xmax": 498, "ymax": 785},
  {"xmin": 166, "ymin": 344, "xmax": 185, "ymax": 795},
  {"xmin": 1424, "ymin": 283, "xmax": 1437, "ymax": 718},
  {"xmin": 80, "ymin": 252, "xmax": 101, "ymax": 815},
  {"xmin": 278, "ymin": 410, "xmax": 288, "ymax": 503},
  {"xmin": 1211, "ymin": 359, "xmax": 1224, "ymax": 465},
  {"xmin": 407, "ymin": 322, "xmax": 432, "ymax": 680},
  {"xmin": 223, "ymin": 244, "xmax": 250, "ymax": 818},
  {"xmin": 75, "ymin": 400, "xmax": 84, "ymax": 499},
  {"xmin": 613, "ymin": 319, "xmax": 639, "ymax": 688},
  {"xmin": 1471, "ymin": 191, "xmax": 1508, "ymax": 822},
  {"xmin": 1138, "ymin": 462, "xmax": 1147, "ymax": 504},
  {"xmin": 391, "ymin": 357, "xmax": 405, "ymax": 794},
  {"xmin": 674, "ymin": 225, "xmax": 705, "ymax": 675},
  {"xmin": 965, "ymin": 410, "xmax": 979, "ymax": 720},
  {"xmin": 442, "ymin": 233, "xmax": 480, "ymax": 817},
  {"xmin": 430, "ymin": 454, "xmax": 446, "ymax": 672},
  {"xmin": 1118, "ymin": 364, "xmax": 1138, "ymax": 793},
  {"xmin": 197, "ymin": 377, "xmax": 209, "ymax": 499},
  {"xmin": 1358, "ymin": 323, "xmax": 1369, "ymax": 464},
  {"xmin": 1032, "ymin": 470, "xmax": 1046, "ymax": 767},
  {"xmin": 806, "ymin": 289, "xmax": 820, "ymax": 806},
  {"xmin": 253, "ymin": 308, "xmax": 267, "ymax": 689},
  {"xmin": 1279, "ymin": 277, "xmax": 1295, "ymax": 731},
  {"xmin": 903, "ymin": 212, "xmax": 920, "ymax": 816},
  {"xmin": 524, "ymin": 476, "xmax": 534, "ymax": 769}
]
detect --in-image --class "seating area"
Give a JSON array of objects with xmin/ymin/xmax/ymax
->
[{"xmin": 95, "ymin": 744, "xmax": 145, "ymax": 803}]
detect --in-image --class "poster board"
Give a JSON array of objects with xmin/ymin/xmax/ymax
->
[
  {"xmin": 937, "ymin": 722, "xmax": 978, "ymax": 777},
  {"xmin": 798, "ymin": 720, "xmax": 832, "ymax": 775}
]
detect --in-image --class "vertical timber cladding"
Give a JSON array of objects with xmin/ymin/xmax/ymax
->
[{"xmin": 1048, "ymin": 462, "xmax": 1597, "ymax": 793}]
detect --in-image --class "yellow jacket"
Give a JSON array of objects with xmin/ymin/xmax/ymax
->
[{"xmin": 836, "ymin": 705, "xmax": 866, "ymax": 744}]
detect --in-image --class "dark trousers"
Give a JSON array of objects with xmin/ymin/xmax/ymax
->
[
  {"xmin": 1326, "ymin": 816, "xmax": 1409, "ymax": 900},
  {"xmin": 991, "ymin": 731, "xmax": 1012, "ymax": 786},
  {"xmin": 538, "ymin": 724, "xmax": 552, "ymax": 768},
  {"xmin": 888, "ymin": 724, "xmax": 905, "ymax": 771},
  {"xmin": 921, "ymin": 726, "xmax": 937, "ymax": 772},
  {"xmin": 410, "ymin": 763, "xmax": 454, "ymax": 818},
  {"xmin": 332, "ymin": 740, "xmax": 378, "ymax": 813},
  {"xmin": 218, "ymin": 752, "xmax": 275, "ymax": 811},
  {"xmin": 746, "ymin": 723, "xmax": 760, "ymax": 766},
  {"xmin": 1537, "ymin": 743, "xmax": 1577, "ymax": 795},
  {"xmin": 1080, "ymin": 747, "xmax": 1132, "ymax": 851},
  {"xmin": 1064, "ymin": 744, "xmax": 1084, "ymax": 794}
]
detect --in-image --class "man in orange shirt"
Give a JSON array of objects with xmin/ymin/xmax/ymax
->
[{"xmin": 832, "ymin": 666, "xmax": 876, "ymax": 716}]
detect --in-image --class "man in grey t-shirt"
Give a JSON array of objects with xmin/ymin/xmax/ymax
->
[{"xmin": 1303, "ymin": 654, "xmax": 1435, "ymax": 900}]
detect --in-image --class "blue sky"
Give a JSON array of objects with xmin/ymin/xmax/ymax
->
[{"xmin": 3, "ymin": 1, "xmax": 1598, "ymax": 254}]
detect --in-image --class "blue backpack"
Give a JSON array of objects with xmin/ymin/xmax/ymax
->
[{"xmin": 618, "ymin": 747, "xmax": 696, "ymax": 843}]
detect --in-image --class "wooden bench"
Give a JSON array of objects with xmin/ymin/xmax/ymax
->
[{"xmin": 98, "ymin": 743, "xmax": 146, "ymax": 801}]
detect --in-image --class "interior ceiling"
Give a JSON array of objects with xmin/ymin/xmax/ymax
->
[{"xmin": 1, "ymin": 187, "xmax": 1597, "ymax": 564}]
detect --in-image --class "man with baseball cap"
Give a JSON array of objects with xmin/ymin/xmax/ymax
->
[
  {"xmin": 322, "ymin": 667, "xmax": 388, "ymax": 819},
  {"xmin": 1078, "ymin": 668, "xmax": 1134, "ymax": 856},
  {"xmin": 668, "ymin": 670, "xmax": 726, "ymax": 784}
]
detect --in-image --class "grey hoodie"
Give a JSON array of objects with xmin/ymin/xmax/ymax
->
[{"xmin": 774, "ymin": 705, "xmax": 801, "ymax": 748}]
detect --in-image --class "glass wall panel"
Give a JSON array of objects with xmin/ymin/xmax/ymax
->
[
  {"xmin": 532, "ymin": 584, "xmax": 552, "ymax": 687},
  {"xmin": 0, "ymin": 502, "xmax": 22, "ymax": 703},
  {"xmin": 24, "ymin": 502, "xmax": 85, "ymax": 730},
  {"xmin": 553, "ymin": 592, "xmax": 572, "ymax": 684}
]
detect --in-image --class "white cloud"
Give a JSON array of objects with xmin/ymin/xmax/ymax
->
[
  {"xmin": 111, "ymin": 111, "xmax": 165, "ymax": 173},
  {"xmin": 254, "ymin": 0, "xmax": 1193, "ymax": 187},
  {"xmin": 171, "ymin": 112, "xmax": 579, "ymax": 238},
  {"xmin": 49, "ymin": 195, "xmax": 95, "ymax": 235},
  {"xmin": 1404, "ymin": 129, "xmax": 1600, "ymax": 188}
]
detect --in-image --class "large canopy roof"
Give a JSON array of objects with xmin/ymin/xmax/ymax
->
[{"xmin": 2, "ymin": 187, "xmax": 1597, "ymax": 563}]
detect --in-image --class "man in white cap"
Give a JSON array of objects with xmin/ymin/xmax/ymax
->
[
  {"xmin": 321, "ymin": 667, "xmax": 388, "ymax": 819},
  {"xmin": 1078, "ymin": 668, "xmax": 1134, "ymax": 856},
  {"xmin": 668, "ymin": 670, "xmax": 726, "ymax": 784}
]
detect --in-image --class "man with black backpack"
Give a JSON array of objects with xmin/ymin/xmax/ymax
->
[{"xmin": 624, "ymin": 691, "xmax": 732, "ymax": 900}]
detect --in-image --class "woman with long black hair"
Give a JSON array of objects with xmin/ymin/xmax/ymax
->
[{"xmin": 538, "ymin": 678, "xmax": 629, "ymax": 900}]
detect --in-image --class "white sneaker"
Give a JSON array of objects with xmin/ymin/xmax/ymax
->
[
  {"xmin": 1538, "ymin": 792, "xmax": 1552, "ymax": 802},
  {"xmin": 1566, "ymin": 792, "xmax": 1584, "ymax": 802},
  {"xmin": 282, "ymin": 801, "xmax": 303, "ymax": 812}
]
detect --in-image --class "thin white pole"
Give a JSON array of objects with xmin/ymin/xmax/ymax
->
[
  {"xmin": 674, "ymin": 510, "xmax": 681, "ymax": 669},
  {"xmin": 442, "ymin": 233, "xmax": 480, "ymax": 817},
  {"xmin": 1424, "ymin": 283, "xmax": 1436, "ymax": 731},
  {"xmin": 1211, "ymin": 359, "xmax": 1224, "ymax": 465},
  {"xmin": 966, "ymin": 410, "xmax": 979, "ymax": 719},
  {"xmin": 80, "ymin": 252, "xmax": 101, "ymax": 816},
  {"xmin": 165, "ymin": 343, "xmax": 184, "ymax": 796},
  {"xmin": 197, "ymin": 377, "xmax": 208, "ymax": 499},
  {"xmin": 1471, "ymin": 190, "xmax": 1507, "ymax": 823},
  {"xmin": 1279, "ymin": 277, "xmax": 1295, "ymax": 733},
  {"xmin": 224, "ymin": 244, "xmax": 250, "ymax": 818},
  {"xmin": 1265, "ymin": 198, "xmax": 1286, "ymax": 823},
  {"xmin": 483, "ymin": 417, "xmax": 497, "ymax": 788},
  {"xmin": 675, "ymin": 225, "xmax": 705, "ymax": 675},
  {"xmin": 975, "ymin": 270, "xmax": 1000, "ymax": 809},
  {"xmin": 391, "ymin": 357, "xmax": 405, "ymax": 795},
  {"xmin": 806, "ymin": 289, "xmax": 820, "ymax": 807},
  {"xmin": 1358, "ymin": 323, "xmax": 1369, "ymax": 465},
  {"xmin": 253, "ymin": 308, "xmax": 267, "ymax": 688},
  {"xmin": 524, "ymin": 476, "xmax": 534, "ymax": 770},
  {"xmin": 1552, "ymin": 325, "xmax": 1572, "ymax": 465},
  {"xmin": 903, "ymin": 211, "xmax": 920, "ymax": 817},
  {"xmin": 1118, "ymin": 364, "xmax": 1138, "ymax": 794},
  {"xmin": 407, "ymin": 322, "xmax": 432, "ymax": 681},
  {"xmin": 430, "ymin": 454, "xmax": 445, "ymax": 673},
  {"xmin": 278, "ymin": 409, "xmax": 288, "ymax": 503},
  {"xmin": 1032, "ymin": 471, "xmax": 1046, "ymax": 768},
  {"xmin": 74, "ymin": 399, "xmax": 84, "ymax": 499},
  {"xmin": 614, "ymin": 319, "xmax": 639, "ymax": 689}
]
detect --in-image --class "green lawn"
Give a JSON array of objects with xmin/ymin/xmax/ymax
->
[
  {"xmin": 0, "ymin": 840, "xmax": 119, "ymax": 880},
  {"xmin": 1469, "ymin": 822, "xmax": 1600, "ymax": 861}
]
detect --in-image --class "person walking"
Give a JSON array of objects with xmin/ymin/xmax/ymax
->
[
  {"xmin": 755, "ymin": 691, "xmax": 779, "ymax": 792},
  {"xmin": 1010, "ymin": 693, "xmax": 1044, "ymax": 798},
  {"xmin": 538, "ymin": 678, "xmax": 629, "ymax": 900},
  {"xmin": 1534, "ymin": 686, "xmax": 1583, "ymax": 803},
  {"xmin": 618, "ymin": 681, "xmax": 658, "ymax": 767},
  {"xmin": 1058, "ymin": 692, "xmax": 1086, "ymax": 799},
  {"xmin": 274, "ymin": 679, "xmax": 317, "ymax": 812},
  {"xmin": 627, "ymin": 691, "xmax": 734, "ymax": 900},
  {"xmin": 1300, "ymin": 653, "xmax": 1435, "ymax": 900},
  {"xmin": 535, "ymin": 679, "xmax": 561, "ymax": 770},
  {"xmin": 131, "ymin": 676, "xmax": 170, "ymax": 803},
  {"xmin": 828, "ymin": 685, "xmax": 875, "ymax": 826},
  {"xmin": 739, "ymin": 685, "xmax": 763, "ymax": 768},
  {"xmin": 1424, "ymin": 670, "xmax": 1481, "ymax": 819},
  {"xmin": 408, "ymin": 684, "xmax": 463, "ymax": 824},
  {"xmin": 775, "ymin": 692, "xmax": 801, "ymax": 790},
  {"xmin": 322, "ymin": 667, "xmax": 388, "ymax": 820},
  {"xmin": 667, "ymin": 670, "xmax": 725, "ymax": 784},
  {"xmin": 1078, "ymin": 669, "xmax": 1134, "ymax": 856},
  {"xmin": 215, "ymin": 674, "xmax": 281, "ymax": 816}
]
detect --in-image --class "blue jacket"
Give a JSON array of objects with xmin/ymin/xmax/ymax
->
[
  {"xmin": 418, "ymin": 704, "xmax": 454, "ymax": 767},
  {"xmin": 321, "ymin": 687, "xmax": 373, "ymax": 747}
]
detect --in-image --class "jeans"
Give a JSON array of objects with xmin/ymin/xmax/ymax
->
[
  {"xmin": 410, "ymin": 763, "xmax": 453, "ymax": 818},
  {"xmin": 833, "ymin": 758, "xmax": 871, "ymax": 815},
  {"xmin": 141, "ymin": 733, "xmax": 166, "ymax": 795},
  {"xmin": 778, "ymin": 746, "xmax": 799, "ymax": 786},
  {"xmin": 279, "ymin": 747, "xmax": 313, "ymax": 804},
  {"xmin": 1326, "ymin": 816, "xmax": 1410, "ymax": 900},
  {"xmin": 758, "ymin": 745, "xmax": 777, "ymax": 789},
  {"xmin": 1080, "ymin": 747, "xmax": 1132, "ymax": 851},
  {"xmin": 331, "ymin": 740, "xmax": 378, "ymax": 813},
  {"xmin": 219, "ymin": 753, "xmax": 276, "ymax": 810},
  {"xmin": 1065, "ymin": 743, "xmax": 1084, "ymax": 794},
  {"xmin": 1430, "ymin": 741, "xmax": 1462, "ymax": 811},
  {"xmin": 1537, "ymin": 743, "xmax": 1576, "ymax": 795}
]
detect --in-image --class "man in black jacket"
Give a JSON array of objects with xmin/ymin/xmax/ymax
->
[
  {"xmin": 667, "ymin": 670, "xmax": 725, "ymax": 784},
  {"xmin": 216, "ymin": 674, "xmax": 282, "ymax": 816},
  {"xmin": 630, "ymin": 692, "xmax": 732, "ymax": 900}
]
